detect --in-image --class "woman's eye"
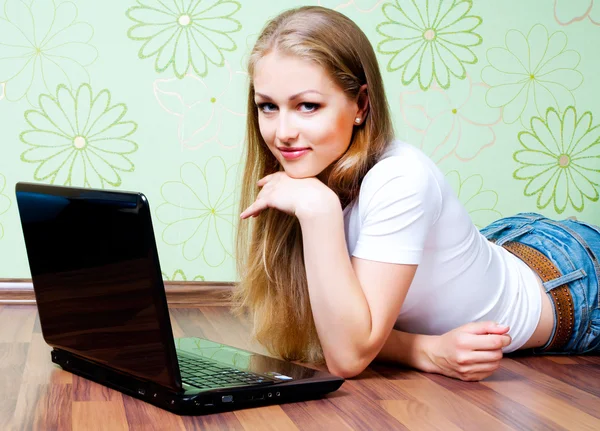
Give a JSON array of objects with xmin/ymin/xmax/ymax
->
[
  {"xmin": 257, "ymin": 103, "xmax": 277, "ymax": 113},
  {"xmin": 299, "ymin": 103, "xmax": 319, "ymax": 113}
]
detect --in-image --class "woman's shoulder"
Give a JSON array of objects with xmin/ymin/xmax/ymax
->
[
  {"xmin": 362, "ymin": 140, "xmax": 442, "ymax": 189},
  {"xmin": 350, "ymin": 140, "xmax": 444, "ymax": 229}
]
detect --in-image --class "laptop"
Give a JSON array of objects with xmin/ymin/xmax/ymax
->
[{"xmin": 14, "ymin": 182, "xmax": 344, "ymax": 415}]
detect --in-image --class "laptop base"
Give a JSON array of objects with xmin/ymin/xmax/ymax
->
[{"xmin": 52, "ymin": 348, "xmax": 343, "ymax": 415}]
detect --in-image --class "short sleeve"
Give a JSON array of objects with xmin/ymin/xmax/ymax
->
[{"xmin": 351, "ymin": 157, "xmax": 442, "ymax": 265}]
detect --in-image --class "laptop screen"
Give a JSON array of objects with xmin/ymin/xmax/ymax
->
[{"xmin": 15, "ymin": 183, "xmax": 181, "ymax": 392}]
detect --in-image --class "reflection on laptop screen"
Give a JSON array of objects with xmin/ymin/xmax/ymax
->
[{"xmin": 16, "ymin": 185, "xmax": 180, "ymax": 391}]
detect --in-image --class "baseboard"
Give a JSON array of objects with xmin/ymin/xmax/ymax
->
[{"xmin": 0, "ymin": 279, "xmax": 235, "ymax": 307}]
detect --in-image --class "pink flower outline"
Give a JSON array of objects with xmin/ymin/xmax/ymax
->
[
  {"xmin": 153, "ymin": 60, "xmax": 246, "ymax": 151},
  {"xmin": 554, "ymin": 0, "xmax": 600, "ymax": 26},
  {"xmin": 400, "ymin": 74, "xmax": 502, "ymax": 165}
]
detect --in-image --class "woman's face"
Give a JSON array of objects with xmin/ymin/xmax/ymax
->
[{"xmin": 253, "ymin": 51, "xmax": 365, "ymax": 179}]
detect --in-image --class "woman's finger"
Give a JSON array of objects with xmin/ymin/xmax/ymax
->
[
  {"xmin": 257, "ymin": 173, "xmax": 277, "ymax": 187},
  {"xmin": 455, "ymin": 349, "xmax": 503, "ymax": 365},
  {"xmin": 240, "ymin": 199, "xmax": 268, "ymax": 219},
  {"xmin": 461, "ymin": 333, "xmax": 511, "ymax": 351},
  {"xmin": 457, "ymin": 361, "xmax": 501, "ymax": 380}
]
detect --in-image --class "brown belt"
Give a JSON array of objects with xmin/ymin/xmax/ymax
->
[{"xmin": 501, "ymin": 241, "xmax": 575, "ymax": 352}]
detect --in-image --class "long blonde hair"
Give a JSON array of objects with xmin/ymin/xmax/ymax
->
[{"xmin": 232, "ymin": 6, "xmax": 394, "ymax": 364}]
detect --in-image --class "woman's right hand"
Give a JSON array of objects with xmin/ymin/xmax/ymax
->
[{"xmin": 424, "ymin": 321, "xmax": 512, "ymax": 381}]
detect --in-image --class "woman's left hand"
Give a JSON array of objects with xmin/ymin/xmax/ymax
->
[{"xmin": 240, "ymin": 172, "xmax": 340, "ymax": 220}]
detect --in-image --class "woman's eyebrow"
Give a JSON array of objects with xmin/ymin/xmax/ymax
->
[{"xmin": 254, "ymin": 90, "xmax": 324, "ymax": 101}]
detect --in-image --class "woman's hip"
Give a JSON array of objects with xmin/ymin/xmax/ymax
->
[{"xmin": 481, "ymin": 212, "xmax": 600, "ymax": 354}]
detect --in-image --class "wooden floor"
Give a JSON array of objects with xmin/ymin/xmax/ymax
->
[{"xmin": 2, "ymin": 305, "xmax": 600, "ymax": 430}]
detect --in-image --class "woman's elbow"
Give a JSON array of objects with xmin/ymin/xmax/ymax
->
[{"xmin": 327, "ymin": 357, "xmax": 368, "ymax": 379}]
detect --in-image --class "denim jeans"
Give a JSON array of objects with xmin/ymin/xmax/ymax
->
[{"xmin": 480, "ymin": 212, "xmax": 600, "ymax": 354}]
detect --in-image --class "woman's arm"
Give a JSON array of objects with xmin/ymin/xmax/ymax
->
[
  {"xmin": 375, "ymin": 324, "xmax": 513, "ymax": 381},
  {"xmin": 241, "ymin": 173, "xmax": 510, "ymax": 381},
  {"xmin": 375, "ymin": 329, "xmax": 438, "ymax": 372},
  {"xmin": 297, "ymin": 199, "xmax": 416, "ymax": 378}
]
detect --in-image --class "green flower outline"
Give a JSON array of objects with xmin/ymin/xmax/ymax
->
[
  {"xmin": 514, "ymin": 106, "xmax": 600, "ymax": 214},
  {"xmin": 20, "ymin": 83, "xmax": 138, "ymax": 188},
  {"xmin": 377, "ymin": 0, "xmax": 482, "ymax": 91},
  {"xmin": 0, "ymin": 0, "xmax": 98, "ymax": 105},
  {"xmin": 126, "ymin": 0, "xmax": 242, "ymax": 79},
  {"xmin": 445, "ymin": 170, "xmax": 502, "ymax": 229},
  {"xmin": 481, "ymin": 24, "xmax": 583, "ymax": 126},
  {"xmin": 0, "ymin": 173, "xmax": 11, "ymax": 240},
  {"xmin": 162, "ymin": 269, "xmax": 206, "ymax": 281},
  {"xmin": 156, "ymin": 158, "xmax": 238, "ymax": 267}
]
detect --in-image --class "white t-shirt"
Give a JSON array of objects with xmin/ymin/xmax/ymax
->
[{"xmin": 343, "ymin": 140, "xmax": 542, "ymax": 352}]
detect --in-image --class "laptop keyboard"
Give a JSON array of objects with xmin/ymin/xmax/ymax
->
[{"xmin": 177, "ymin": 353, "xmax": 275, "ymax": 390}]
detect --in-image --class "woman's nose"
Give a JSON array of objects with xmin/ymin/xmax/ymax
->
[{"xmin": 275, "ymin": 112, "xmax": 299, "ymax": 142}]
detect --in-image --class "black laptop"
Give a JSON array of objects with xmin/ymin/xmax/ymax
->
[{"xmin": 14, "ymin": 182, "xmax": 344, "ymax": 415}]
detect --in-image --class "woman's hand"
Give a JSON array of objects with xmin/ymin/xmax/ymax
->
[
  {"xmin": 240, "ymin": 172, "xmax": 340, "ymax": 220},
  {"xmin": 424, "ymin": 321, "xmax": 512, "ymax": 381}
]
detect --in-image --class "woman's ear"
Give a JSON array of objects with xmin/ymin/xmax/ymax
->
[{"xmin": 355, "ymin": 84, "xmax": 369, "ymax": 125}]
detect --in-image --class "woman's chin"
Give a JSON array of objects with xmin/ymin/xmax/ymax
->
[{"xmin": 282, "ymin": 166, "xmax": 322, "ymax": 179}]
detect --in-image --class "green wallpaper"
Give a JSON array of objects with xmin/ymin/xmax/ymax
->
[{"xmin": 0, "ymin": 0, "xmax": 599, "ymax": 281}]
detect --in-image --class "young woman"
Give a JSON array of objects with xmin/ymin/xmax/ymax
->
[{"xmin": 233, "ymin": 6, "xmax": 600, "ymax": 381}]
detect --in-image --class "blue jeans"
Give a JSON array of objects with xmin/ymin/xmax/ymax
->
[{"xmin": 480, "ymin": 212, "xmax": 600, "ymax": 354}]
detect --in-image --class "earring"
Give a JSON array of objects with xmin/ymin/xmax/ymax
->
[{"xmin": 355, "ymin": 117, "xmax": 361, "ymax": 124}]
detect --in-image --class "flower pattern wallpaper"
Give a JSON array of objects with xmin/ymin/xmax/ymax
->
[{"xmin": 0, "ymin": 0, "xmax": 598, "ymax": 281}]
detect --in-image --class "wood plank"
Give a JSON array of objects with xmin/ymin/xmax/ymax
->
[
  {"xmin": 281, "ymin": 399, "xmax": 354, "ymax": 431},
  {"xmin": 22, "ymin": 333, "xmax": 72, "ymax": 385},
  {"xmin": 0, "ymin": 343, "xmax": 29, "ymax": 430},
  {"xmin": 2, "ymin": 304, "xmax": 600, "ymax": 429},
  {"xmin": 456, "ymin": 368, "xmax": 566, "ymax": 430},
  {"xmin": 73, "ymin": 375, "xmax": 121, "ymax": 402},
  {"xmin": 394, "ymin": 375, "xmax": 513, "ymax": 431},
  {"xmin": 326, "ymin": 383, "xmax": 408, "ymax": 430},
  {"xmin": 344, "ymin": 367, "xmax": 411, "ymax": 400},
  {"xmin": 72, "ymin": 399, "xmax": 129, "ymax": 431},
  {"xmin": 482, "ymin": 380, "xmax": 600, "ymax": 429},
  {"xmin": 121, "ymin": 393, "xmax": 186, "ymax": 430},
  {"xmin": 234, "ymin": 405, "xmax": 299, "ymax": 431},
  {"xmin": 182, "ymin": 411, "xmax": 245, "ymax": 430},
  {"xmin": 380, "ymin": 400, "xmax": 463, "ymax": 431},
  {"xmin": 11, "ymin": 384, "xmax": 73, "ymax": 431},
  {"xmin": 509, "ymin": 356, "xmax": 600, "ymax": 398},
  {"xmin": 0, "ymin": 306, "xmax": 36, "ymax": 342},
  {"xmin": 547, "ymin": 356, "xmax": 578, "ymax": 364},
  {"xmin": 494, "ymin": 358, "xmax": 600, "ymax": 419},
  {"xmin": 369, "ymin": 363, "xmax": 427, "ymax": 381}
]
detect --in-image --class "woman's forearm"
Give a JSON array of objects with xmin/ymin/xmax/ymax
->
[
  {"xmin": 375, "ymin": 329, "xmax": 438, "ymax": 373},
  {"xmin": 297, "ymin": 201, "xmax": 375, "ymax": 376}
]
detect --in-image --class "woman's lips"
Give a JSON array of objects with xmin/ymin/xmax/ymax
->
[{"xmin": 278, "ymin": 148, "xmax": 311, "ymax": 160}]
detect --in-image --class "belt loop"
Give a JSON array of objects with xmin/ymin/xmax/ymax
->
[
  {"xmin": 496, "ymin": 225, "xmax": 534, "ymax": 247},
  {"xmin": 516, "ymin": 212, "xmax": 546, "ymax": 221},
  {"xmin": 543, "ymin": 269, "xmax": 587, "ymax": 291}
]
